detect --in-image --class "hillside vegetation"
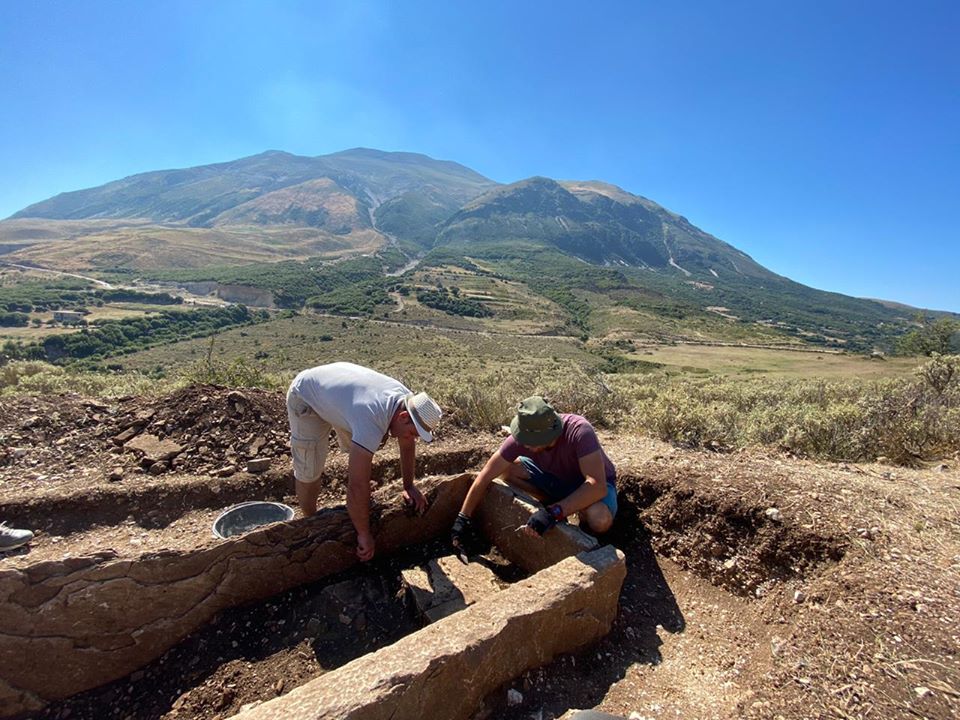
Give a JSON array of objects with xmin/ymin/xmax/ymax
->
[
  {"xmin": 5, "ymin": 147, "xmax": 957, "ymax": 356},
  {"xmin": 2, "ymin": 147, "xmax": 959, "ymax": 469}
]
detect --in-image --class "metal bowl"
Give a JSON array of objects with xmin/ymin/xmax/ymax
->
[{"xmin": 212, "ymin": 501, "xmax": 295, "ymax": 539}]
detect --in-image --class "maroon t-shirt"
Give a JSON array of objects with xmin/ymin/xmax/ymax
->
[{"xmin": 499, "ymin": 413, "xmax": 616, "ymax": 493}]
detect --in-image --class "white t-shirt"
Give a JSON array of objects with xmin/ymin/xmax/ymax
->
[{"xmin": 290, "ymin": 362, "xmax": 410, "ymax": 453}]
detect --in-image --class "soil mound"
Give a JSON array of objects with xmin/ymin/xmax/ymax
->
[{"xmin": 0, "ymin": 386, "xmax": 289, "ymax": 500}]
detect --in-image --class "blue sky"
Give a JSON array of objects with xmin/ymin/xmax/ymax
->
[{"xmin": 1, "ymin": 1, "xmax": 957, "ymax": 311}]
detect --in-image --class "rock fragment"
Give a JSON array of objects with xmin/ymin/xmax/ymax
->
[
  {"xmin": 124, "ymin": 434, "xmax": 183, "ymax": 463},
  {"xmin": 247, "ymin": 458, "xmax": 271, "ymax": 473}
]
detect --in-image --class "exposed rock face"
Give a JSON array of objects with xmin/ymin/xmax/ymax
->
[
  {"xmin": 0, "ymin": 474, "xmax": 473, "ymax": 718},
  {"xmin": 231, "ymin": 545, "xmax": 626, "ymax": 720},
  {"xmin": 214, "ymin": 284, "xmax": 275, "ymax": 307}
]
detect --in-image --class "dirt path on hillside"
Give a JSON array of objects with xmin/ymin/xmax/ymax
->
[{"xmin": 0, "ymin": 260, "xmax": 113, "ymax": 287}]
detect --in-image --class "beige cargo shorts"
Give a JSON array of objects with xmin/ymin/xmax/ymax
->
[{"xmin": 286, "ymin": 387, "xmax": 352, "ymax": 483}]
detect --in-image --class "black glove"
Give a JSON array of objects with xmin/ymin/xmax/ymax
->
[
  {"xmin": 526, "ymin": 504, "xmax": 564, "ymax": 536},
  {"xmin": 451, "ymin": 512, "xmax": 474, "ymax": 550}
]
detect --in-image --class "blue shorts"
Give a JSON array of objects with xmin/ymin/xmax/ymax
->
[{"xmin": 517, "ymin": 456, "xmax": 618, "ymax": 518}]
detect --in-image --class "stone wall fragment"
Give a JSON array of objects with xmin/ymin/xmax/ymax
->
[{"xmin": 231, "ymin": 545, "xmax": 626, "ymax": 720}]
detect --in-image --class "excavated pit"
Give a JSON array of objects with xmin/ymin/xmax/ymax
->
[
  {"xmin": 2, "ymin": 465, "xmax": 621, "ymax": 720},
  {"xmin": 1, "ymin": 426, "xmax": 850, "ymax": 720},
  {"xmin": 477, "ymin": 470, "xmax": 850, "ymax": 720},
  {"xmin": 25, "ymin": 538, "xmax": 523, "ymax": 720}
]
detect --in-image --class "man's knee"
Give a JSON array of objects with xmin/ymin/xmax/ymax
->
[
  {"xmin": 501, "ymin": 460, "xmax": 529, "ymax": 483},
  {"xmin": 580, "ymin": 502, "xmax": 613, "ymax": 533}
]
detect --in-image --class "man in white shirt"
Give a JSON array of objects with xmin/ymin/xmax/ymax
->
[{"xmin": 286, "ymin": 362, "xmax": 442, "ymax": 561}]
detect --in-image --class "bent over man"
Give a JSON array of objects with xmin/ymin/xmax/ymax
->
[
  {"xmin": 452, "ymin": 396, "xmax": 617, "ymax": 549},
  {"xmin": 287, "ymin": 362, "xmax": 442, "ymax": 561}
]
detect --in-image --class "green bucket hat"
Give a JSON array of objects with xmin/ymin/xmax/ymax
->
[{"xmin": 509, "ymin": 396, "xmax": 563, "ymax": 447}]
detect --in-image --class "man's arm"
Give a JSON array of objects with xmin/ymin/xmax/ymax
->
[
  {"xmin": 397, "ymin": 435, "xmax": 426, "ymax": 512},
  {"xmin": 556, "ymin": 450, "xmax": 608, "ymax": 515},
  {"xmin": 523, "ymin": 450, "xmax": 608, "ymax": 537},
  {"xmin": 451, "ymin": 451, "xmax": 512, "ymax": 555},
  {"xmin": 460, "ymin": 451, "xmax": 513, "ymax": 517},
  {"xmin": 346, "ymin": 443, "xmax": 376, "ymax": 561}
]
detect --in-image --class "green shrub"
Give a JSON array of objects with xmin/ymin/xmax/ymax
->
[
  {"xmin": 177, "ymin": 339, "xmax": 287, "ymax": 390},
  {"xmin": 0, "ymin": 360, "xmax": 165, "ymax": 397},
  {"xmin": 0, "ymin": 312, "xmax": 29, "ymax": 327},
  {"xmin": 615, "ymin": 355, "xmax": 960, "ymax": 464}
]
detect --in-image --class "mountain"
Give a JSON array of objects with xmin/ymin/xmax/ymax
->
[
  {"xmin": 4, "ymin": 148, "xmax": 953, "ymax": 352},
  {"xmin": 436, "ymin": 176, "xmax": 775, "ymax": 279},
  {"xmin": 10, "ymin": 148, "xmax": 496, "ymax": 234}
]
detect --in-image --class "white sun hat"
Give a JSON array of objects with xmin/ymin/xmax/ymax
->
[{"xmin": 405, "ymin": 391, "xmax": 442, "ymax": 442}]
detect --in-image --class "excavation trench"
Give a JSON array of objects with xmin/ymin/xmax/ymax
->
[
  {"xmin": 2, "ymin": 455, "xmax": 848, "ymax": 720},
  {"xmin": 1, "ymin": 472, "xmax": 617, "ymax": 720},
  {"xmin": 0, "ymin": 447, "xmax": 488, "ymax": 540},
  {"xmin": 27, "ymin": 539, "xmax": 525, "ymax": 720}
]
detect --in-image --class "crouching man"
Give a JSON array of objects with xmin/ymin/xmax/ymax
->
[
  {"xmin": 451, "ymin": 396, "xmax": 617, "ymax": 550},
  {"xmin": 287, "ymin": 362, "xmax": 442, "ymax": 561}
]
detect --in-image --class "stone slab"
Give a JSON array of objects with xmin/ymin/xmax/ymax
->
[
  {"xmin": 231, "ymin": 545, "xmax": 626, "ymax": 720},
  {"xmin": 0, "ymin": 473, "xmax": 475, "ymax": 718},
  {"xmin": 402, "ymin": 554, "xmax": 502, "ymax": 622},
  {"xmin": 123, "ymin": 433, "xmax": 183, "ymax": 462},
  {"xmin": 476, "ymin": 479, "xmax": 598, "ymax": 573},
  {"xmin": 246, "ymin": 458, "xmax": 272, "ymax": 473}
]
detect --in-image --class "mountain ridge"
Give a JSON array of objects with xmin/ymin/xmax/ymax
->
[
  {"xmin": 10, "ymin": 148, "xmax": 496, "ymax": 227},
  {"xmin": 3, "ymin": 147, "xmax": 956, "ymax": 353}
]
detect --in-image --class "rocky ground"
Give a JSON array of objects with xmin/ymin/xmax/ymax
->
[{"xmin": 1, "ymin": 387, "xmax": 958, "ymax": 720}]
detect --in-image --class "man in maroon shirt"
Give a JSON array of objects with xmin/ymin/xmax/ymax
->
[{"xmin": 452, "ymin": 396, "xmax": 617, "ymax": 549}]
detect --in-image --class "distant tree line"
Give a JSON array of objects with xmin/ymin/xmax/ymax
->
[
  {"xmin": 896, "ymin": 316, "xmax": 960, "ymax": 356},
  {"xmin": 306, "ymin": 281, "xmax": 391, "ymax": 315},
  {"xmin": 0, "ymin": 282, "xmax": 91, "ymax": 313},
  {"xmin": 1, "ymin": 305, "xmax": 266, "ymax": 364},
  {"xmin": 151, "ymin": 256, "xmax": 389, "ymax": 310},
  {"xmin": 1, "ymin": 282, "xmax": 182, "ymax": 314},
  {"xmin": 94, "ymin": 289, "xmax": 183, "ymax": 305}
]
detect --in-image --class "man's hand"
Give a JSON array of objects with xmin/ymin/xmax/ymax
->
[
  {"xmin": 356, "ymin": 530, "xmax": 375, "ymax": 562},
  {"xmin": 403, "ymin": 485, "xmax": 427, "ymax": 514},
  {"xmin": 524, "ymin": 505, "xmax": 563, "ymax": 537},
  {"xmin": 451, "ymin": 512, "xmax": 475, "ymax": 560}
]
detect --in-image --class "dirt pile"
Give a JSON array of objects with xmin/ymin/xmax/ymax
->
[
  {"xmin": 106, "ymin": 385, "xmax": 289, "ymax": 476},
  {"xmin": 0, "ymin": 386, "xmax": 289, "ymax": 498}
]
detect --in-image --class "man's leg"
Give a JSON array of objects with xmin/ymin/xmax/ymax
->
[
  {"xmin": 295, "ymin": 479, "xmax": 324, "ymax": 517},
  {"xmin": 578, "ymin": 483, "xmax": 617, "ymax": 533},
  {"xmin": 287, "ymin": 389, "xmax": 331, "ymax": 516},
  {"xmin": 500, "ymin": 460, "xmax": 548, "ymax": 501},
  {"xmin": 579, "ymin": 502, "xmax": 614, "ymax": 533}
]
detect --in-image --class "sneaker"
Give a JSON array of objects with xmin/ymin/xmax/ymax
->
[{"xmin": 0, "ymin": 522, "xmax": 33, "ymax": 551}]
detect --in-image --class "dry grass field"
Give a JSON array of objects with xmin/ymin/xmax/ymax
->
[
  {"xmin": 0, "ymin": 219, "xmax": 385, "ymax": 272},
  {"xmin": 631, "ymin": 343, "xmax": 923, "ymax": 378},
  {"xmin": 113, "ymin": 312, "xmax": 599, "ymax": 382}
]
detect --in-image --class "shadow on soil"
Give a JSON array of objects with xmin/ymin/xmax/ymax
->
[
  {"xmin": 483, "ymin": 500, "xmax": 685, "ymax": 720},
  {"xmin": 28, "ymin": 538, "xmax": 465, "ymax": 720}
]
